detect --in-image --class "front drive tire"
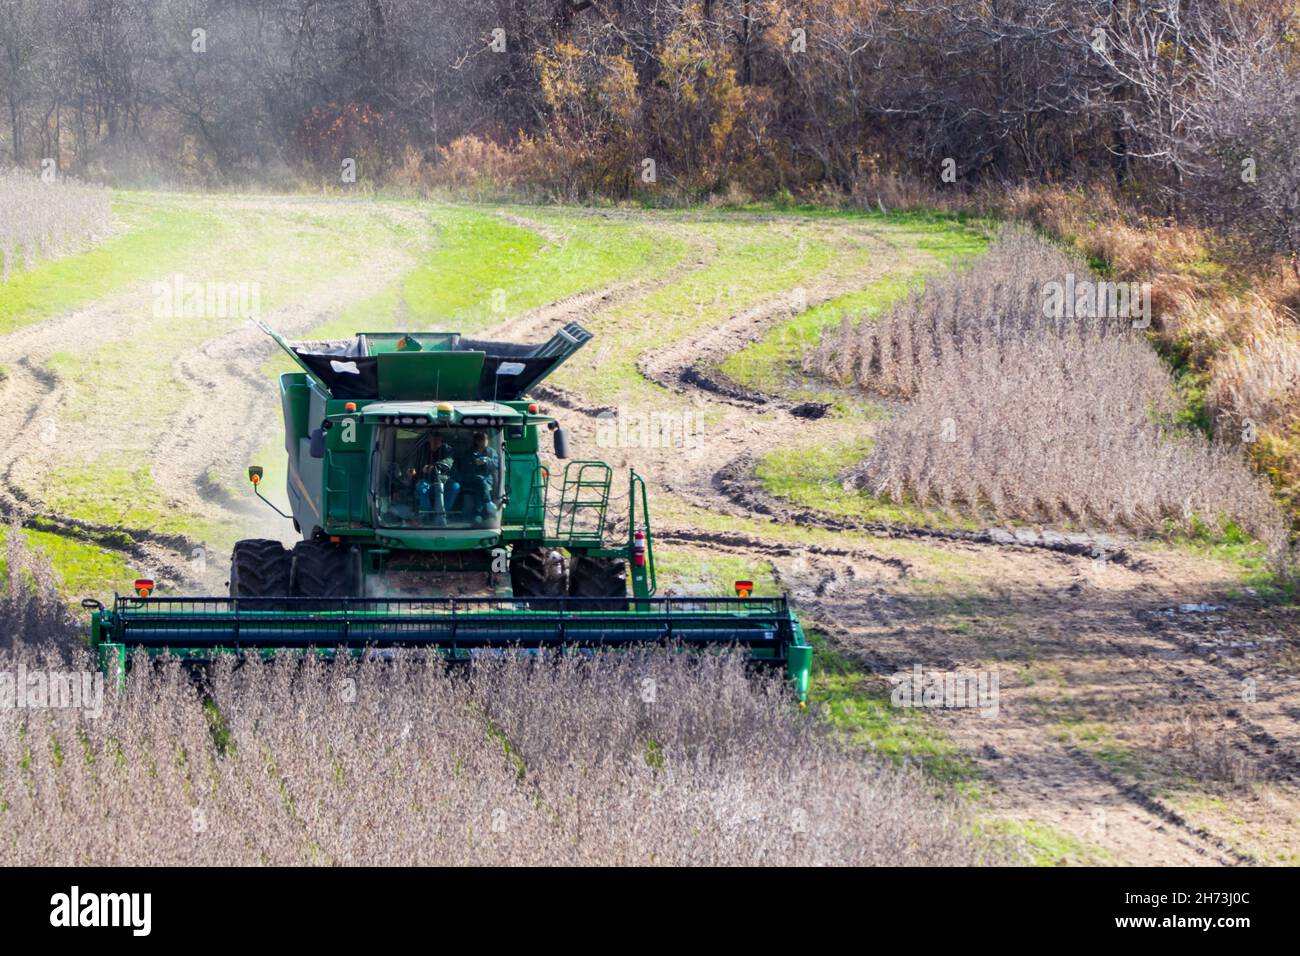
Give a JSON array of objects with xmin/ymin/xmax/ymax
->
[
  {"xmin": 229, "ymin": 539, "xmax": 292, "ymax": 599},
  {"xmin": 510, "ymin": 546, "xmax": 568, "ymax": 605},
  {"xmin": 567, "ymin": 555, "xmax": 628, "ymax": 611},
  {"xmin": 290, "ymin": 539, "xmax": 356, "ymax": 601}
]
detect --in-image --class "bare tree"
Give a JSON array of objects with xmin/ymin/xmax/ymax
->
[{"xmin": 1182, "ymin": 12, "xmax": 1300, "ymax": 274}]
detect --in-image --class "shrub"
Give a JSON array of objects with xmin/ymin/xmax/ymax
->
[{"xmin": 417, "ymin": 135, "xmax": 528, "ymax": 199}]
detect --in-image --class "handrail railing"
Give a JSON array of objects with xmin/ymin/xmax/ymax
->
[{"xmin": 629, "ymin": 469, "xmax": 656, "ymax": 596}]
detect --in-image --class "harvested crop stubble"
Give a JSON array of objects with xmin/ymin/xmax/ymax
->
[
  {"xmin": 0, "ymin": 167, "xmax": 113, "ymax": 281},
  {"xmin": 0, "ymin": 647, "xmax": 989, "ymax": 866},
  {"xmin": 808, "ymin": 230, "xmax": 1288, "ymax": 557}
]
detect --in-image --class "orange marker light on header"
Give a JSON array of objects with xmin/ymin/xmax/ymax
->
[
  {"xmin": 345, "ymin": 402, "xmax": 357, "ymax": 412},
  {"xmin": 134, "ymin": 579, "xmax": 154, "ymax": 598},
  {"xmin": 734, "ymin": 580, "xmax": 753, "ymax": 599}
]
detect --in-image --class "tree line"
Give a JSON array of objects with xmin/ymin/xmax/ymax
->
[{"xmin": 1, "ymin": 1, "xmax": 1296, "ymax": 258}]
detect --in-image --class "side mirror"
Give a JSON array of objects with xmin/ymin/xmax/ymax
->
[
  {"xmin": 553, "ymin": 427, "xmax": 570, "ymax": 460},
  {"xmin": 309, "ymin": 428, "xmax": 326, "ymax": 459},
  {"xmin": 246, "ymin": 463, "xmax": 293, "ymax": 521}
]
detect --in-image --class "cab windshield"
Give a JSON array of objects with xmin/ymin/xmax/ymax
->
[{"xmin": 373, "ymin": 425, "xmax": 504, "ymax": 530}]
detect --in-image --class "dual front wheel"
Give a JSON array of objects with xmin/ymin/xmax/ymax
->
[
  {"xmin": 229, "ymin": 538, "xmax": 351, "ymax": 598},
  {"xmin": 509, "ymin": 549, "xmax": 628, "ymax": 609}
]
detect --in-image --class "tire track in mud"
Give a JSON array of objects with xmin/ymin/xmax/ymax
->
[
  {"xmin": 534, "ymin": 216, "xmax": 1272, "ymax": 866},
  {"xmin": 153, "ymin": 267, "xmax": 414, "ymax": 521},
  {"xmin": 0, "ymin": 204, "xmax": 692, "ymax": 590},
  {"xmin": 655, "ymin": 526, "xmax": 912, "ymax": 574},
  {"xmin": 712, "ymin": 453, "xmax": 1147, "ymax": 564},
  {"xmin": 1065, "ymin": 607, "xmax": 1300, "ymax": 864},
  {"xmin": 1064, "ymin": 741, "xmax": 1253, "ymax": 864},
  {"xmin": 632, "ymin": 225, "xmax": 896, "ymax": 400},
  {"xmin": 481, "ymin": 211, "xmax": 720, "ymax": 346},
  {"xmin": 0, "ymin": 201, "xmax": 431, "ymax": 590},
  {"xmin": 625, "ymin": 225, "xmax": 923, "ymax": 528},
  {"xmin": 800, "ymin": 591, "xmax": 1259, "ymax": 865},
  {"xmin": 150, "ymin": 202, "xmax": 435, "ymax": 525},
  {"xmin": 976, "ymin": 599, "xmax": 1259, "ymax": 865},
  {"xmin": 0, "ymin": 294, "xmax": 201, "ymax": 586}
]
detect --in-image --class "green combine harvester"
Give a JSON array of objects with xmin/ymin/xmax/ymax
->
[{"xmin": 85, "ymin": 321, "xmax": 812, "ymax": 702}]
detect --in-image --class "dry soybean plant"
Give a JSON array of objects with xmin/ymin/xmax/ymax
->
[
  {"xmin": 0, "ymin": 525, "xmax": 80, "ymax": 657},
  {"xmin": 0, "ymin": 647, "xmax": 990, "ymax": 866},
  {"xmin": 0, "ymin": 534, "xmax": 988, "ymax": 866},
  {"xmin": 805, "ymin": 229, "xmax": 1101, "ymax": 395},
  {"xmin": 808, "ymin": 230, "xmax": 1289, "ymax": 559},
  {"xmin": 0, "ymin": 167, "xmax": 113, "ymax": 282}
]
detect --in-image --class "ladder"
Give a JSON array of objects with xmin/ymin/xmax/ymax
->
[{"xmin": 554, "ymin": 461, "xmax": 612, "ymax": 546}]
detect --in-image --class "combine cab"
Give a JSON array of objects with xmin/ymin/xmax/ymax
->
[{"xmin": 85, "ymin": 321, "xmax": 812, "ymax": 702}]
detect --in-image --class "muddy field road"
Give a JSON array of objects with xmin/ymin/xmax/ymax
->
[
  {"xmin": 505, "ymin": 211, "xmax": 1300, "ymax": 866},
  {"xmin": 3, "ymin": 197, "xmax": 1297, "ymax": 865}
]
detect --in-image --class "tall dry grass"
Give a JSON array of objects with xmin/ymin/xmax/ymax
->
[
  {"xmin": 0, "ymin": 535, "xmax": 981, "ymax": 866},
  {"xmin": 807, "ymin": 231, "xmax": 1289, "ymax": 558},
  {"xmin": 0, "ymin": 524, "xmax": 79, "ymax": 656},
  {"xmin": 0, "ymin": 418, "xmax": 984, "ymax": 865},
  {"xmin": 0, "ymin": 167, "xmax": 113, "ymax": 282},
  {"xmin": 0, "ymin": 647, "xmax": 988, "ymax": 866},
  {"xmin": 1205, "ymin": 304, "xmax": 1300, "ymax": 437}
]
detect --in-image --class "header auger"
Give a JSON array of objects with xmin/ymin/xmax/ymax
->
[{"xmin": 85, "ymin": 321, "xmax": 812, "ymax": 702}]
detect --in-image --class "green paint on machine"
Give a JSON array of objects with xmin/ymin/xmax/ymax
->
[{"xmin": 85, "ymin": 321, "xmax": 812, "ymax": 702}]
